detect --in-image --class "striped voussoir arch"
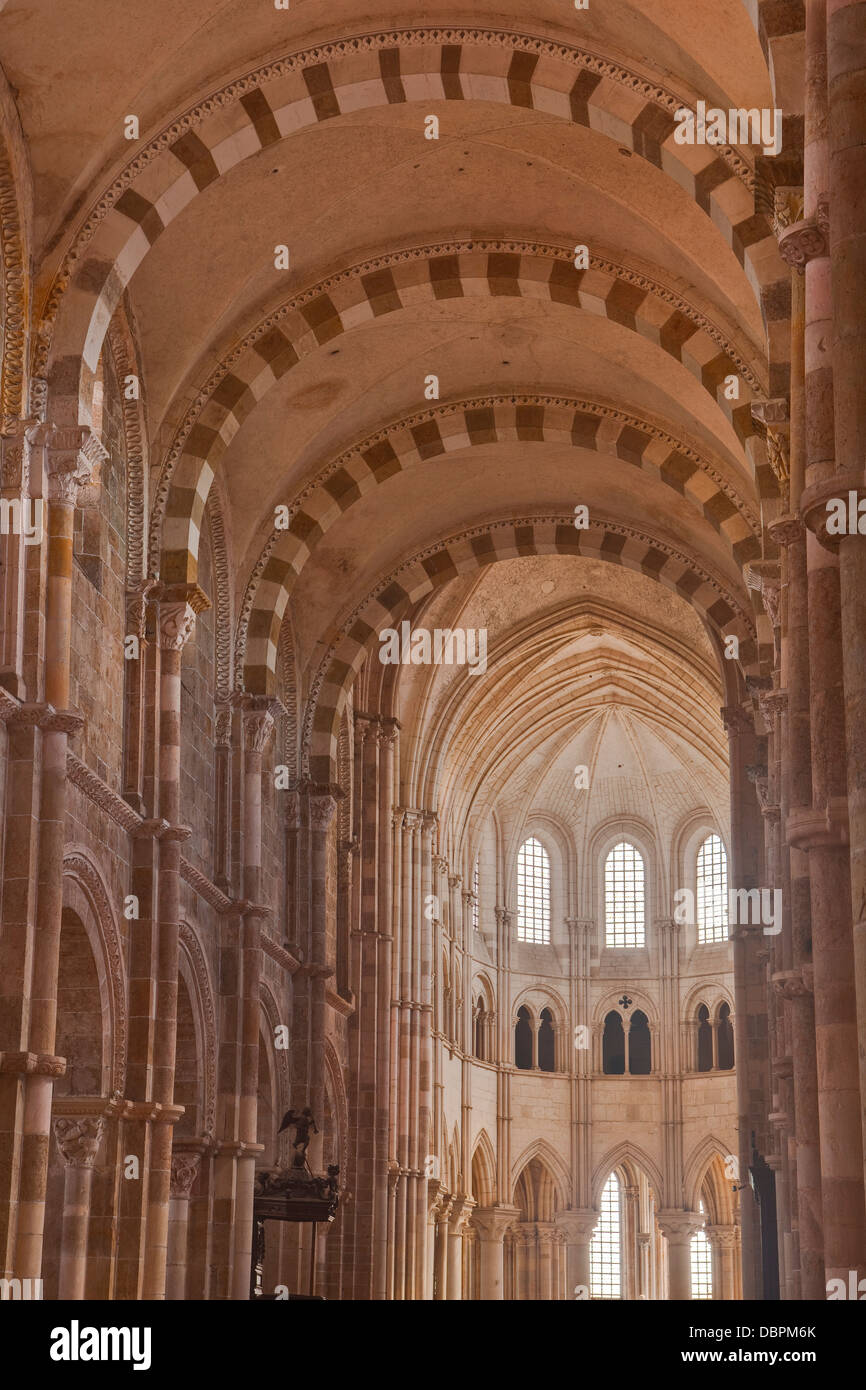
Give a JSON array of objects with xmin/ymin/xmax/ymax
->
[
  {"xmin": 47, "ymin": 27, "xmax": 782, "ymax": 421},
  {"xmin": 300, "ymin": 515, "xmax": 762, "ymax": 782},
  {"xmin": 237, "ymin": 394, "xmax": 764, "ymax": 691},
  {"xmin": 157, "ymin": 241, "xmax": 773, "ymax": 585}
]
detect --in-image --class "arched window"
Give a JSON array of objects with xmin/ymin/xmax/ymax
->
[
  {"xmin": 472, "ymin": 856, "xmax": 479, "ymax": 931},
  {"xmin": 538, "ymin": 1008, "xmax": 556, "ymax": 1072},
  {"xmin": 690, "ymin": 1202, "xmax": 713, "ymax": 1299},
  {"xmin": 602, "ymin": 1011, "xmax": 625, "ymax": 1075},
  {"xmin": 717, "ymin": 1002, "xmax": 734, "ymax": 1070},
  {"xmin": 517, "ymin": 837, "xmax": 551, "ymax": 944},
  {"xmin": 697, "ymin": 1004, "xmax": 713, "ymax": 1072},
  {"xmin": 515, "ymin": 1006, "xmax": 533, "ymax": 1069},
  {"xmin": 697, "ymin": 834, "xmax": 729, "ymax": 943},
  {"xmin": 590, "ymin": 1172, "xmax": 622, "ymax": 1299},
  {"xmin": 604, "ymin": 842, "xmax": 645, "ymax": 947},
  {"xmin": 628, "ymin": 1009, "xmax": 651, "ymax": 1074}
]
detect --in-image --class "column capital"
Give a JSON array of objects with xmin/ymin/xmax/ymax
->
[
  {"xmin": 53, "ymin": 1115, "xmax": 105, "ymax": 1169},
  {"xmin": 704, "ymin": 1223, "xmax": 740, "ymax": 1250},
  {"xmin": 125, "ymin": 578, "xmax": 158, "ymax": 641},
  {"xmin": 472, "ymin": 1204, "xmax": 521, "ymax": 1240},
  {"xmin": 0, "ymin": 416, "xmax": 37, "ymax": 490},
  {"xmin": 308, "ymin": 785, "xmax": 341, "ymax": 830},
  {"xmin": 242, "ymin": 697, "xmax": 281, "ymax": 753},
  {"xmin": 555, "ymin": 1209, "xmax": 599, "ymax": 1242},
  {"xmin": 656, "ymin": 1210, "xmax": 703, "ymax": 1243},
  {"xmin": 157, "ymin": 583, "xmax": 210, "ymax": 651},
  {"xmin": 494, "ymin": 905, "xmax": 513, "ymax": 928},
  {"xmin": 778, "ymin": 213, "xmax": 828, "ymax": 271},
  {"xmin": 170, "ymin": 1151, "xmax": 201, "ymax": 1198},
  {"xmin": 214, "ymin": 703, "xmax": 233, "ymax": 748},
  {"xmin": 37, "ymin": 423, "xmax": 108, "ymax": 505},
  {"xmin": 768, "ymin": 512, "xmax": 805, "ymax": 548},
  {"xmin": 448, "ymin": 1194, "xmax": 475, "ymax": 1233},
  {"xmin": 377, "ymin": 716, "xmax": 400, "ymax": 747}
]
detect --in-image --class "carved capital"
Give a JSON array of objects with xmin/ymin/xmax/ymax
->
[
  {"xmin": 746, "ymin": 560, "xmax": 782, "ymax": 630},
  {"xmin": 243, "ymin": 698, "xmax": 280, "ymax": 754},
  {"xmin": 170, "ymin": 1151, "xmax": 201, "ymax": 1198},
  {"xmin": 758, "ymin": 688, "xmax": 788, "ymax": 727},
  {"xmin": 377, "ymin": 717, "xmax": 399, "ymax": 748},
  {"xmin": 214, "ymin": 704, "xmax": 233, "ymax": 747},
  {"xmin": 773, "ymin": 186, "xmax": 805, "ymax": 238},
  {"xmin": 38, "ymin": 425, "xmax": 108, "ymax": 505},
  {"xmin": 159, "ymin": 601, "xmax": 197, "ymax": 652},
  {"xmin": 125, "ymin": 579, "xmax": 158, "ymax": 641},
  {"xmin": 656, "ymin": 1210, "xmax": 704, "ymax": 1243},
  {"xmin": 768, "ymin": 513, "xmax": 805, "ymax": 548},
  {"xmin": 554, "ymin": 1209, "xmax": 599, "ymax": 1244},
  {"xmin": 157, "ymin": 583, "xmax": 209, "ymax": 652},
  {"xmin": 0, "ymin": 418, "xmax": 37, "ymax": 489},
  {"xmin": 778, "ymin": 216, "xmax": 828, "ymax": 270},
  {"xmin": 309, "ymin": 791, "xmax": 338, "ymax": 831},
  {"xmin": 704, "ymin": 1224, "xmax": 740, "ymax": 1250},
  {"xmin": 53, "ymin": 1115, "xmax": 105, "ymax": 1169}
]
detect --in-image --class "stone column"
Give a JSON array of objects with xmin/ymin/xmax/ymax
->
[
  {"xmin": 374, "ymin": 719, "xmax": 397, "ymax": 1300},
  {"xmin": 825, "ymin": 0, "xmax": 866, "ymax": 1230},
  {"xmin": 0, "ymin": 419, "xmax": 36, "ymax": 696},
  {"xmin": 537, "ymin": 1223, "xmax": 556, "ymax": 1301},
  {"xmin": 472, "ymin": 1206, "xmax": 520, "ymax": 1300},
  {"xmin": 231, "ymin": 698, "xmax": 277, "ymax": 1300},
  {"xmin": 721, "ymin": 702, "xmax": 769, "ymax": 1299},
  {"xmin": 414, "ymin": 813, "xmax": 436, "ymax": 1298},
  {"xmin": 623, "ymin": 1184, "xmax": 640, "ymax": 1300},
  {"xmin": 554, "ymin": 1209, "xmax": 597, "ymax": 1298},
  {"xmin": 432, "ymin": 1192, "xmax": 453, "ymax": 1299},
  {"xmin": 446, "ymin": 1195, "xmax": 472, "ymax": 1299},
  {"xmin": 308, "ymin": 788, "xmax": 338, "ymax": 1172},
  {"xmin": 166, "ymin": 1150, "xmax": 201, "ymax": 1300},
  {"xmin": 212, "ymin": 703, "xmax": 233, "ymax": 891},
  {"xmin": 14, "ymin": 426, "xmax": 103, "ymax": 1282},
  {"xmin": 705, "ymin": 1224, "xmax": 740, "ymax": 1301},
  {"xmin": 794, "ymin": 0, "xmax": 866, "ymax": 1284},
  {"xmin": 142, "ymin": 584, "xmax": 207, "ymax": 1299},
  {"xmin": 657, "ymin": 1211, "xmax": 702, "ymax": 1300},
  {"xmin": 53, "ymin": 1115, "xmax": 105, "ymax": 1300}
]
